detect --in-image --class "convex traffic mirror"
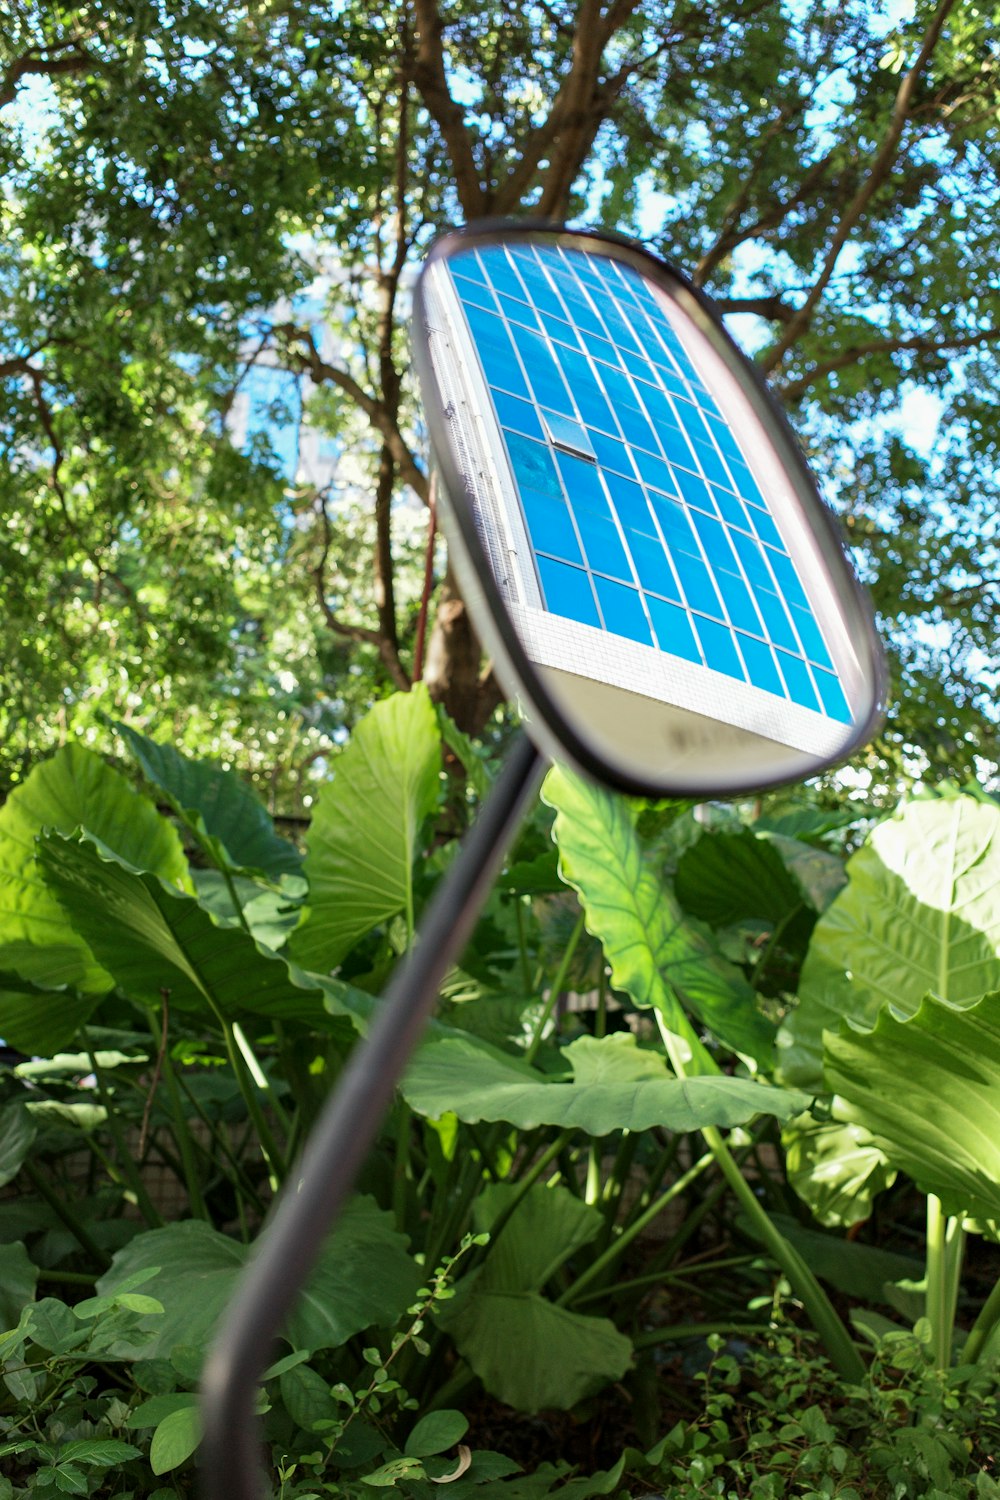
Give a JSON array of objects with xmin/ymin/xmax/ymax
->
[
  {"xmin": 414, "ymin": 224, "xmax": 884, "ymax": 796},
  {"xmin": 202, "ymin": 225, "xmax": 886, "ymax": 1500}
]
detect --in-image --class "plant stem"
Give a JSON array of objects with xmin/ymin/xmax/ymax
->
[
  {"xmin": 21, "ymin": 1161, "xmax": 111, "ymax": 1271},
  {"xmin": 633, "ymin": 1321, "xmax": 768, "ymax": 1349},
  {"xmin": 515, "ymin": 898, "xmax": 532, "ymax": 996},
  {"xmin": 216, "ymin": 868, "xmax": 294, "ymax": 1145},
  {"xmin": 222, "ymin": 1022, "xmax": 286, "ymax": 1189},
  {"xmin": 629, "ymin": 1135, "xmax": 681, "ymax": 1216},
  {"xmin": 557, "ymin": 1149, "xmax": 713, "ymax": 1308},
  {"xmin": 175, "ymin": 1072, "xmax": 268, "ymax": 1219},
  {"xmin": 85, "ymin": 1042, "xmax": 164, "ymax": 1228},
  {"xmin": 651, "ymin": 1011, "xmax": 863, "ymax": 1381},
  {"xmin": 143, "ymin": 1008, "xmax": 209, "ymax": 1219},
  {"xmin": 423, "ymin": 1150, "xmax": 490, "ymax": 1274},
  {"xmin": 595, "ymin": 966, "xmax": 607, "ymax": 1039},
  {"xmin": 232, "ymin": 1020, "xmax": 292, "ymax": 1138},
  {"xmin": 702, "ymin": 1121, "xmax": 863, "ymax": 1380},
  {"xmin": 596, "ymin": 1131, "xmax": 639, "ymax": 1251},
  {"xmin": 393, "ymin": 1102, "xmax": 413, "ymax": 1231},
  {"xmin": 524, "ymin": 911, "xmax": 585, "ymax": 1064},
  {"xmin": 572, "ymin": 1253, "xmax": 758, "ymax": 1307},
  {"xmin": 221, "ymin": 864, "xmax": 253, "ymax": 934},
  {"xmin": 648, "ymin": 1173, "xmax": 730, "ymax": 1270},
  {"xmin": 925, "ymin": 1194, "xmax": 964, "ymax": 1370},
  {"xmin": 35, "ymin": 1268, "xmax": 99, "ymax": 1286},
  {"xmin": 479, "ymin": 1131, "xmax": 573, "ymax": 1255},
  {"xmin": 964, "ymin": 1272, "xmax": 1000, "ymax": 1364}
]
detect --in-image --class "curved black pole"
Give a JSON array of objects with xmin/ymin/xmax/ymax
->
[{"xmin": 200, "ymin": 731, "xmax": 546, "ymax": 1500}]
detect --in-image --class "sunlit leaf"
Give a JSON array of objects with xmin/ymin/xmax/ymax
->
[
  {"xmin": 542, "ymin": 767, "xmax": 775, "ymax": 1068},
  {"xmin": 779, "ymin": 797, "xmax": 1000, "ymax": 1088},
  {"xmin": 292, "ymin": 686, "xmax": 441, "ymax": 974},
  {"xmin": 150, "ymin": 1406, "xmax": 201, "ymax": 1475},
  {"xmin": 783, "ymin": 1113, "xmax": 895, "ymax": 1228},
  {"xmin": 112, "ymin": 721, "xmax": 302, "ymax": 880},
  {"xmin": 0, "ymin": 745, "xmax": 189, "ymax": 1044},
  {"xmin": 402, "ymin": 1032, "xmax": 809, "ymax": 1135},
  {"xmin": 36, "ymin": 833, "xmax": 332, "ymax": 1027},
  {"xmin": 825, "ymin": 988, "xmax": 1000, "ymax": 1224}
]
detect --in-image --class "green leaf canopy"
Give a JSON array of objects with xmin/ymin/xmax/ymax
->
[
  {"xmin": 779, "ymin": 797, "xmax": 1000, "ymax": 1088},
  {"xmin": 97, "ymin": 1197, "xmax": 420, "ymax": 1359},
  {"xmin": 291, "ymin": 686, "xmax": 441, "ymax": 974},
  {"xmin": 402, "ymin": 1032, "xmax": 809, "ymax": 1135}
]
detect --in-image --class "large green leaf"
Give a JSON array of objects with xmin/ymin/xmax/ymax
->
[
  {"xmin": 766, "ymin": 835, "xmax": 847, "ymax": 916},
  {"xmin": 783, "ymin": 1114, "xmax": 895, "ymax": 1228},
  {"xmin": 0, "ymin": 1105, "xmax": 36, "ymax": 1189},
  {"xmin": 402, "ymin": 1032, "xmax": 809, "ymax": 1134},
  {"xmin": 112, "ymin": 721, "xmax": 302, "ymax": 881},
  {"xmin": 0, "ymin": 1243, "xmax": 37, "ymax": 1332},
  {"xmin": 542, "ymin": 767, "xmax": 773, "ymax": 1069},
  {"xmin": 437, "ymin": 1185, "xmax": 632, "ymax": 1411},
  {"xmin": 824, "ymin": 989, "xmax": 1000, "ymax": 1224},
  {"xmin": 779, "ymin": 797, "xmax": 1000, "ymax": 1088},
  {"xmin": 97, "ymin": 1197, "xmax": 420, "ymax": 1359},
  {"xmin": 674, "ymin": 827, "xmax": 816, "ymax": 947},
  {"xmin": 441, "ymin": 1291, "xmax": 632, "ymax": 1414},
  {"xmin": 191, "ymin": 871, "xmax": 303, "ymax": 950},
  {"xmin": 0, "ymin": 744, "xmax": 189, "ymax": 1004},
  {"xmin": 292, "ymin": 686, "xmax": 441, "ymax": 974},
  {"xmin": 0, "ymin": 975, "xmax": 103, "ymax": 1059},
  {"xmin": 36, "ymin": 833, "xmax": 333, "ymax": 1027}
]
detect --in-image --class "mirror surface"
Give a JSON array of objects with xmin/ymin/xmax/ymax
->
[{"xmin": 415, "ymin": 226, "xmax": 884, "ymax": 796}]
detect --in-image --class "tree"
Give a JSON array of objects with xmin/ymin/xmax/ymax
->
[{"xmin": 1, "ymin": 0, "xmax": 998, "ymax": 799}]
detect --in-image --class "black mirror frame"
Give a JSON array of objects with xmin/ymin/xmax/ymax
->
[{"xmin": 413, "ymin": 219, "xmax": 887, "ymax": 801}]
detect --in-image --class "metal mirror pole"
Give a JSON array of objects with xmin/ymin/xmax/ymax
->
[{"xmin": 200, "ymin": 731, "xmax": 546, "ymax": 1500}]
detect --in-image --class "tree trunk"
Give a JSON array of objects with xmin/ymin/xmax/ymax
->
[{"xmin": 421, "ymin": 557, "xmax": 503, "ymax": 734}]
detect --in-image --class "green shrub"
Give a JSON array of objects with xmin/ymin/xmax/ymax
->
[{"xmin": 647, "ymin": 1329, "xmax": 1000, "ymax": 1499}]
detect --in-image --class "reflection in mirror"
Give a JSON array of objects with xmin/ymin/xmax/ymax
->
[{"xmin": 415, "ymin": 229, "xmax": 884, "ymax": 797}]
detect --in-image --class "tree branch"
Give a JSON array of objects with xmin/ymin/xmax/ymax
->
[
  {"xmin": 270, "ymin": 323, "xmax": 429, "ymax": 504},
  {"xmin": 371, "ymin": 441, "xmax": 409, "ymax": 690},
  {"xmin": 0, "ymin": 44, "xmax": 95, "ymax": 109},
  {"xmin": 759, "ymin": 0, "xmax": 959, "ymax": 373},
  {"xmin": 411, "ymin": 0, "xmax": 487, "ymax": 217},
  {"xmin": 932, "ymin": 576, "xmax": 1000, "ymax": 606},
  {"xmin": 694, "ymin": 145, "xmax": 839, "ymax": 290},
  {"xmin": 713, "ymin": 294, "xmax": 799, "ymax": 325},
  {"xmin": 535, "ymin": 0, "xmax": 644, "ymax": 219},
  {"xmin": 778, "ymin": 325, "xmax": 1000, "ymax": 402},
  {"xmin": 692, "ymin": 103, "xmax": 807, "ymax": 286},
  {"xmin": 312, "ymin": 491, "xmax": 410, "ymax": 692}
]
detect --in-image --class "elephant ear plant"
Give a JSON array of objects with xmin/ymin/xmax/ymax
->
[
  {"xmin": 0, "ymin": 711, "xmax": 848, "ymax": 1481},
  {"xmin": 201, "ymin": 220, "xmax": 885, "ymax": 1499},
  {"xmin": 779, "ymin": 792, "xmax": 1000, "ymax": 1372}
]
